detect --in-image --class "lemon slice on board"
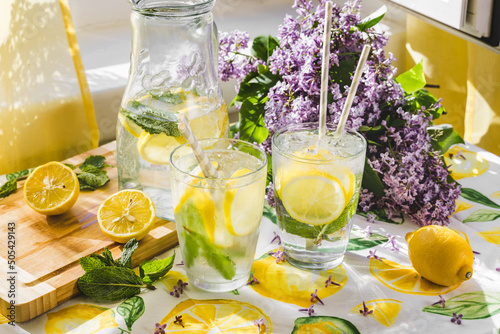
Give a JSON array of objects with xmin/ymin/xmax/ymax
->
[
  {"xmin": 98, "ymin": 190, "xmax": 156, "ymax": 243},
  {"xmin": 224, "ymin": 168, "xmax": 264, "ymax": 236},
  {"xmin": 282, "ymin": 174, "xmax": 346, "ymax": 226},
  {"xmin": 137, "ymin": 132, "xmax": 187, "ymax": 165},
  {"xmin": 24, "ymin": 161, "xmax": 80, "ymax": 215}
]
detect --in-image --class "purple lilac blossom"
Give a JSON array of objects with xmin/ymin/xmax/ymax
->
[{"xmin": 218, "ymin": 0, "xmax": 460, "ymax": 227}]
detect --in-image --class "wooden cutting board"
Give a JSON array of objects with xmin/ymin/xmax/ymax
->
[{"xmin": 0, "ymin": 141, "xmax": 178, "ymax": 322}]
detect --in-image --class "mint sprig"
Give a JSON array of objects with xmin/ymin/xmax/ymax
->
[
  {"xmin": 0, "ymin": 169, "xmax": 32, "ymax": 199},
  {"xmin": 77, "ymin": 238, "xmax": 176, "ymax": 301},
  {"xmin": 76, "ymin": 155, "xmax": 112, "ymax": 191}
]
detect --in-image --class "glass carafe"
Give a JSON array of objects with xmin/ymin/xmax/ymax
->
[{"xmin": 116, "ymin": 0, "xmax": 228, "ymax": 220}]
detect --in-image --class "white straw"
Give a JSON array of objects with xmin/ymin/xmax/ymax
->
[
  {"xmin": 177, "ymin": 113, "xmax": 219, "ymax": 179},
  {"xmin": 318, "ymin": 1, "xmax": 334, "ymax": 141},
  {"xmin": 335, "ymin": 44, "xmax": 371, "ymax": 136}
]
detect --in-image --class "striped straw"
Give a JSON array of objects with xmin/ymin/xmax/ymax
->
[{"xmin": 177, "ymin": 113, "xmax": 220, "ymax": 179}]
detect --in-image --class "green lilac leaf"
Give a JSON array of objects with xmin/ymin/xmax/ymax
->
[
  {"xmin": 461, "ymin": 188, "xmax": 500, "ymax": 209},
  {"xmin": 77, "ymin": 170, "xmax": 110, "ymax": 190},
  {"xmin": 463, "ymin": 209, "xmax": 500, "ymax": 223},
  {"xmin": 396, "ymin": 60, "xmax": 426, "ymax": 94},
  {"xmin": 139, "ymin": 252, "xmax": 175, "ymax": 284},
  {"xmin": 252, "ymin": 35, "xmax": 280, "ymax": 63},
  {"xmin": 346, "ymin": 229, "xmax": 389, "ymax": 251},
  {"xmin": 120, "ymin": 103, "xmax": 181, "ymax": 137},
  {"xmin": 428, "ymin": 124, "xmax": 464, "ymax": 154},
  {"xmin": 116, "ymin": 239, "xmax": 139, "ymax": 268},
  {"xmin": 356, "ymin": 6, "xmax": 386, "ymax": 32},
  {"xmin": 79, "ymin": 257, "xmax": 106, "ymax": 273},
  {"xmin": 362, "ymin": 158, "xmax": 385, "ymax": 198},
  {"xmin": 0, "ymin": 179, "xmax": 17, "ymax": 199},
  {"xmin": 405, "ymin": 89, "xmax": 445, "ymax": 120},
  {"xmin": 77, "ymin": 267, "xmax": 144, "ymax": 301},
  {"xmin": 238, "ymin": 99, "xmax": 269, "ymax": 144},
  {"xmin": 330, "ymin": 57, "xmax": 356, "ymax": 93},
  {"xmin": 291, "ymin": 316, "xmax": 361, "ymax": 334},
  {"xmin": 422, "ymin": 291, "xmax": 500, "ymax": 320},
  {"xmin": 117, "ymin": 296, "xmax": 145, "ymax": 331},
  {"xmin": 6, "ymin": 169, "xmax": 31, "ymax": 181}
]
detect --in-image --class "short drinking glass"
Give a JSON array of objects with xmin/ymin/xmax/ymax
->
[
  {"xmin": 170, "ymin": 138, "xmax": 267, "ymax": 292},
  {"xmin": 272, "ymin": 122, "xmax": 366, "ymax": 270}
]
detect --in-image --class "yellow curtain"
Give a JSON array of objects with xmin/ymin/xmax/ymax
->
[
  {"xmin": 405, "ymin": 15, "xmax": 500, "ymax": 156},
  {"xmin": 0, "ymin": 0, "xmax": 99, "ymax": 175}
]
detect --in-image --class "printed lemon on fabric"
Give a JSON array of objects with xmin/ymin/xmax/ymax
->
[
  {"xmin": 250, "ymin": 250, "xmax": 347, "ymax": 307},
  {"xmin": 160, "ymin": 271, "xmax": 189, "ymax": 291},
  {"xmin": 44, "ymin": 304, "xmax": 118, "ymax": 334},
  {"xmin": 158, "ymin": 299, "xmax": 272, "ymax": 333},
  {"xmin": 291, "ymin": 316, "xmax": 361, "ymax": 334},
  {"xmin": 477, "ymin": 228, "xmax": 500, "ymax": 246},
  {"xmin": 454, "ymin": 200, "xmax": 473, "ymax": 213},
  {"xmin": 444, "ymin": 146, "xmax": 489, "ymax": 180},
  {"xmin": 369, "ymin": 258, "xmax": 460, "ymax": 295},
  {"xmin": 351, "ymin": 299, "xmax": 402, "ymax": 327}
]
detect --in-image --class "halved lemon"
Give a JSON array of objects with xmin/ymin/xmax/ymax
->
[
  {"xmin": 97, "ymin": 190, "xmax": 156, "ymax": 243},
  {"xmin": 224, "ymin": 168, "xmax": 264, "ymax": 236},
  {"xmin": 351, "ymin": 299, "xmax": 402, "ymax": 327},
  {"xmin": 369, "ymin": 258, "xmax": 460, "ymax": 295},
  {"xmin": 23, "ymin": 161, "xmax": 80, "ymax": 215},
  {"xmin": 282, "ymin": 173, "xmax": 346, "ymax": 226},
  {"xmin": 158, "ymin": 299, "xmax": 272, "ymax": 333},
  {"xmin": 137, "ymin": 132, "xmax": 187, "ymax": 165}
]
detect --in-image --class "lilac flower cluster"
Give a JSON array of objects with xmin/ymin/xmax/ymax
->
[{"xmin": 218, "ymin": 0, "xmax": 460, "ymax": 226}]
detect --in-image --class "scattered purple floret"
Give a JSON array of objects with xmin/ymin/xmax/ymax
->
[
  {"xmin": 431, "ymin": 295, "xmax": 446, "ymax": 308},
  {"xmin": 271, "ymin": 231, "xmax": 281, "ymax": 245},
  {"xmin": 254, "ymin": 318, "xmax": 264, "ymax": 332},
  {"xmin": 496, "ymin": 267, "xmax": 500, "ymax": 272},
  {"xmin": 367, "ymin": 249, "xmax": 382, "ymax": 261},
  {"xmin": 169, "ymin": 280, "xmax": 188, "ymax": 297},
  {"xmin": 310, "ymin": 289, "xmax": 324, "ymax": 305},
  {"xmin": 269, "ymin": 249, "xmax": 286, "ymax": 264},
  {"xmin": 359, "ymin": 301, "xmax": 373, "ymax": 316},
  {"xmin": 246, "ymin": 274, "xmax": 260, "ymax": 286},
  {"xmin": 325, "ymin": 275, "xmax": 341, "ymax": 288},
  {"xmin": 451, "ymin": 313, "xmax": 463, "ymax": 325},
  {"xmin": 298, "ymin": 304, "xmax": 315, "ymax": 316},
  {"xmin": 154, "ymin": 322, "xmax": 166, "ymax": 334},
  {"xmin": 363, "ymin": 225, "xmax": 373, "ymax": 237},
  {"xmin": 472, "ymin": 250, "xmax": 480, "ymax": 255},
  {"xmin": 367, "ymin": 213, "xmax": 377, "ymax": 224},
  {"xmin": 384, "ymin": 234, "xmax": 399, "ymax": 252},
  {"xmin": 176, "ymin": 261, "xmax": 184, "ymax": 266}
]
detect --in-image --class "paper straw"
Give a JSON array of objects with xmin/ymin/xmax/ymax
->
[
  {"xmin": 335, "ymin": 44, "xmax": 371, "ymax": 136},
  {"xmin": 318, "ymin": 1, "xmax": 334, "ymax": 141},
  {"xmin": 177, "ymin": 113, "xmax": 220, "ymax": 179}
]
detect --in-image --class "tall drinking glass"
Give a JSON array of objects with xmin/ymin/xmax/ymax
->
[
  {"xmin": 272, "ymin": 122, "xmax": 366, "ymax": 270},
  {"xmin": 170, "ymin": 138, "xmax": 267, "ymax": 292}
]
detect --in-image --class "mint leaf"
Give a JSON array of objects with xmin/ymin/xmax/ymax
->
[
  {"xmin": 80, "ymin": 257, "xmax": 106, "ymax": 273},
  {"xmin": 81, "ymin": 155, "xmax": 106, "ymax": 170},
  {"xmin": 116, "ymin": 239, "xmax": 139, "ymax": 268},
  {"xmin": 78, "ymin": 170, "xmax": 110, "ymax": 190},
  {"xmin": 0, "ymin": 179, "xmax": 17, "ymax": 199},
  {"xmin": 6, "ymin": 169, "xmax": 31, "ymax": 181},
  {"xmin": 149, "ymin": 90, "xmax": 183, "ymax": 105},
  {"xmin": 117, "ymin": 296, "xmax": 145, "ymax": 331},
  {"xmin": 139, "ymin": 252, "xmax": 175, "ymax": 284},
  {"xmin": 64, "ymin": 163, "xmax": 77, "ymax": 170},
  {"xmin": 120, "ymin": 104, "xmax": 181, "ymax": 137},
  {"xmin": 77, "ymin": 267, "xmax": 145, "ymax": 301},
  {"xmin": 90, "ymin": 247, "xmax": 117, "ymax": 267},
  {"xmin": 396, "ymin": 60, "xmax": 426, "ymax": 94}
]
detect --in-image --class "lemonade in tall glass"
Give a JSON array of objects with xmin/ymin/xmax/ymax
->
[
  {"xmin": 117, "ymin": 89, "xmax": 228, "ymax": 220},
  {"xmin": 272, "ymin": 122, "xmax": 366, "ymax": 270},
  {"xmin": 170, "ymin": 138, "xmax": 267, "ymax": 292}
]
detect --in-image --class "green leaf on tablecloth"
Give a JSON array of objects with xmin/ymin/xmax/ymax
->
[
  {"xmin": 461, "ymin": 188, "xmax": 500, "ymax": 209},
  {"xmin": 291, "ymin": 316, "xmax": 361, "ymax": 334},
  {"xmin": 80, "ymin": 256, "xmax": 106, "ymax": 273},
  {"xmin": 0, "ymin": 179, "xmax": 17, "ymax": 199},
  {"xmin": 230, "ymin": 289, "xmax": 240, "ymax": 295},
  {"xmin": 263, "ymin": 204, "xmax": 277, "ymax": 224},
  {"xmin": 77, "ymin": 267, "xmax": 145, "ymax": 301},
  {"xmin": 463, "ymin": 209, "xmax": 500, "ymax": 223},
  {"xmin": 139, "ymin": 252, "xmax": 175, "ymax": 284},
  {"xmin": 347, "ymin": 229, "xmax": 389, "ymax": 251},
  {"xmin": 117, "ymin": 296, "xmax": 145, "ymax": 331},
  {"xmin": 358, "ymin": 208, "xmax": 403, "ymax": 225},
  {"xmin": 116, "ymin": 239, "xmax": 139, "ymax": 268},
  {"xmin": 422, "ymin": 291, "xmax": 500, "ymax": 320}
]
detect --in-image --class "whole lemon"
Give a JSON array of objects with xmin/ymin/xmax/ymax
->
[{"xmin": 405, "ymin": 225, "xmax": 473, "ymax": 287}]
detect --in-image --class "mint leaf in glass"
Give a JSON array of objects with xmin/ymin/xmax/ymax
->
[{"xmin": 120, "ymin": 102, "xmax": 181, "ymax": 137}]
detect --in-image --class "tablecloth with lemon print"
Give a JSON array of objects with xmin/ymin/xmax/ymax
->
[{"xmin": 3, "ymin": 143, "xmax": 500, "ymax": 334}]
